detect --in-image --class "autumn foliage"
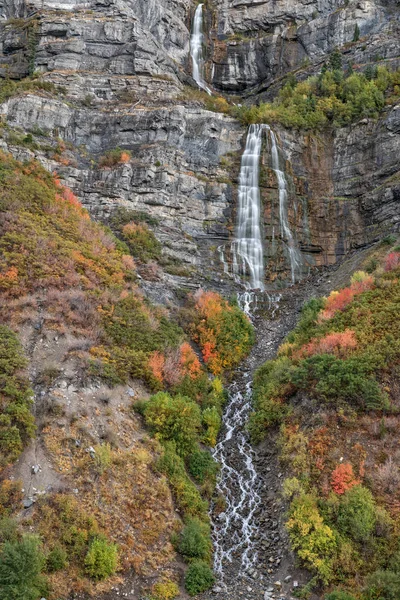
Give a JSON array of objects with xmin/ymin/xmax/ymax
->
[
  {"xmin": 331, "ymin": 463, "xmax": 360, "ymax": 495},
  {"xmin": 191, "ymin": 290, "xmax": 254, "ymax": 375},
  {"xmin": 320, "ymin": 272, "xmax": 374, "ymax": 320},
  {"xmin": 299, "ymin": 330, "xmax": 357, "ymax": 359},
  {"xmin": 148, "ymin": 343, "xmax": 202, "ymax": 386},
  {"xmin": 384, "ymin": 252, "xmax": 400, "ymax": 272}
]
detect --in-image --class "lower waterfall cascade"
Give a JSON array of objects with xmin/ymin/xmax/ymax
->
[
  {"xmin": 268, "ymin": 129, "xmax": 304, "ymax": 284},
  {"xmin": 228, "ymin": 124, "xmax": 304, "ymax": 290}
]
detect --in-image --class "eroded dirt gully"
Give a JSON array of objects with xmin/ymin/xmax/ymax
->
[{"xmin": 200, "ymin": 246, "xmax": 376, "ymax": 600}]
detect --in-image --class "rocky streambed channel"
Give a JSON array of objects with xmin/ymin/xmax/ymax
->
[{"xmin": 200, "ymin": 265, "xmax": 354, "ymax": 600}]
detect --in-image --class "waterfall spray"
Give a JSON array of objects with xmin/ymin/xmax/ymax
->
[{"xmin": 190, "ymin": 4, "xmax": 212, "ymax": 95}]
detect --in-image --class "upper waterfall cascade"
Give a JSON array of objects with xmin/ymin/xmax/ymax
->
[{"xmin": 190, "ymin": 4, "xmax": 212, "ymax": 95}]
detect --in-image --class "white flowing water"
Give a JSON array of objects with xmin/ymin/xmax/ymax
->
[
  {"xmin": 268, "ymin": 128, "xmax": 303, "ymax": 283},
  {"xmin": 190, "ymin": 4, "xmax": 212, "ymax": 95},
  {"xmin": 212, "ymin": 379, "xmax": 262, "ymax": 581},
  {"xmin": 231, "ymin": 124, "xmax": 266, "ymax": 291},
  {"xmin": 218, "ymin": 244, "xmax": 230, "ymax": 275}
]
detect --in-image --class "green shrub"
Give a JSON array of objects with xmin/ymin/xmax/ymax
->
[
  {"xmin": 84, "ymin": 536, "xmax": 118, "ymax": 580},
  {"xmin": 381, "ymin": 234, "xmax": 397, "ymax": 246},
  {"xmin": 144, "ymin": 392, "xmax": 202, "ymax": 457},
  {"xmin": 156, "ymin": 443, "xmax": 207, "ymax": 519},
  {"xmin": 0, "ymin": 535, "xmax": 48, "ymax": 600},
  {"xmin": 0, "ymin": 326, "xmax": 35, "ymax": 468},
  {"xmin": 249, "ymin": 356, "xmax": 293, "ymax": 440},
  {"xmin": 233, "ymin": 65, "xmax": 400, "ymax": 130},
  {"xmin": 98, "ymin": 147, "xmax": 131, "ymax": 168},
  {"xmin": 104, "ymin": 295, "xmax": 183, "ymax": 354},
  {"xmin": 46, "ymin": 544, "xmax": 68, "ymax": 572},
  {"xmin": 291, "ymin": 354, "xmax": 387, "ymax": 410},
  {"xmin": 121, "ymin": 221, "xmax": 162, "ymax": 262},
  {"xmin": 188, "ymin": 449, "xmax": 218, "ymax": 484},
  {"xmin": 184, "ymin": 560, "xmax": 215, "ymax": 595},
  {"xmin": 286, "ymin": 297, "xmax": 325, "ymax": 345},
  {"xmin": 93, "ymin": 443, "xmax": 112, "ymax": 474},
  {"xmin": 177, "ymin": 518, "xmax": 211, "ymax": 561},
  {"xmin": 325, "ymin": 591, "xmax": 357, "ymax": 600},
  {"xmin": 201, "ymin": 406, "xmax": 221, "ymax": 447},
  {"xmin": 364, "ymin": 569, "xmax": 400, "ymax": 599},
  {"xmin": 0, "ymin": 518, "xmax": 18, "ymax": 544},
  {"xmin": 337, "ymin": 485, "xmax": 376, "ymax": 543}
]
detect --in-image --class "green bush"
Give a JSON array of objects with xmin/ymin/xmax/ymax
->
[
  {"xmin": 0, "ymin": 326, "xmax": 35, "ymax": 468},
  {"xmin": 120, "ymin": 221, "xmax": 162, "ymax": 263},
  {"xmin": 249, "ymin": 356, "xmax": 293, "ymax": 440},
  {"xmin": 337, "ymin": 486, "xmax": 376, "ymax": 543},
  {"xmin": 46, "ymin": 544, "xmax": 68, "ymax": 572},
  {"xmin": 177, "ymin": 518, "xmax": 211, "ymax": 561},
  {"xmin": 233, "ymin": 65, "xmax": 400, "ymax": 130},
  {"xmin": 156, "ymin": 443, "xmax": 208, "ymax": 519},
  {"xmin": 364, "ymin": 569, "xmax": 400, "ymax": 600},
  {"xmin": 184, "ymin": 560, "xmax": 215, "ymax": 595},
  {"xmin": 202, "ymin": 406, "xmax": 221, "ymax": 447},
  {"xmin": 291, "ymin": 354, "xmax": 387, "ymax": 410},
  {"xmin": 0, "ymin": 518, "xmax": 18, "ymax": 544},
  {"xmin": 187, "ymin": 449, "xmax": 218, "ymax": 484},
  {"xmin": 287, "ymin": 297, "xmax": 325, "ymax": 345},
  {"xmin": 104, "ymin": 295, "xmax": 183, "ymax": 354},
  {"xmin": 0, "ymin": 535, "xmax": 48, "ymax": 600},
  {"xmin": 84, "ymin": 536, "xmax": 118, "ymax": 580},
  {"xmin": 144, "ymin": 392, "xmax": 202, "ymax": 457},
  {"xmin": 325, "ymin": 591, "xmax": 357, "ymax": 600}
]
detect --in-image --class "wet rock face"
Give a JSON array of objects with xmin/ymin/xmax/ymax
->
[
  {"xmin": 0, "ymin": 0, "xmax": 398, "ymax": 284},
  {"xmin": 209, "ymin": 0, "xmax": 397, "ymax": 95}
]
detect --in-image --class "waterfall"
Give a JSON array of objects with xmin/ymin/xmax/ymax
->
[
  {"xmin": 231, "ymin": 124, "xmax": 266, "ymax": 291},
  {"xmin": 268, "ymin": 129, "xmax": 303, "ymax": 283},
  {"xmin": 190, "ymin": 4, "xmax": 212, "ymax": 95},
  {"xmin": 229, "ymin": 124, "xmax": 303, "ymax": 288}
]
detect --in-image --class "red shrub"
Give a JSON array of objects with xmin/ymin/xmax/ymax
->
[
  {"xmin": 300, "ymin": 330, "xmax": 357, "ymax": 358},
  {"xmin": 384, "ymin": 252, "xmax": 400, "ymax": 272},
  {"xmin": 331, "ymin": 463, "xmax": 359, "ymax": 495}
]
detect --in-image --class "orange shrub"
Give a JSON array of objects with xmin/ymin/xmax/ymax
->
[
  {"xmin": 179, "ymin": 342, "xmax": 202, "ymax": 380},
  {"xmin": 331, "ymin": 463, "xmax": 359, "ymax": 495},
  {"xmin": 195, "ymin": 290, "xmax": 223, "ymax": 320},
  {"xmin": 148, "ymin": 351, "xmax": 165, "ymax": 383},
  {"xmin": 0, "ymin": 266, "xmax": 18, "ymax": 289}
]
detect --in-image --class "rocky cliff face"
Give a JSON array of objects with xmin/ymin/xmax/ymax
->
[{"xmin": 0, "ymin": 0, "xmax": 398, "ymax": 289}]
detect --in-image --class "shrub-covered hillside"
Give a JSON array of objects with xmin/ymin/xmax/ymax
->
[
  {"xmin": 0, "ymin": 151, "xmax": 254, "ymax": 599},
  {"xmin": 251, "ymin": 242, "xmax": 400, "ymax": 598},
  {"xmin": 235, "ymin": 61, "xmax": 400, "ymax": 129}
]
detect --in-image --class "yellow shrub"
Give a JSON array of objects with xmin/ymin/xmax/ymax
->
[{"xmin": 152, "ymin": 580, "xmax": 180, "ymax": 599}]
